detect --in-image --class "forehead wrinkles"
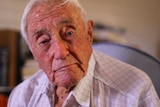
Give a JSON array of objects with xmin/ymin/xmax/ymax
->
[
  {"xmin": 28, "ymin": 3, "xmax": 57, "ymax": 22},
  {"xmin": 28, "ymin": 1, "xmax": 79, "ymax": 21},
  {"xmin": 28, "ymin": 2, "xmax": 78, "ymax": 28}
]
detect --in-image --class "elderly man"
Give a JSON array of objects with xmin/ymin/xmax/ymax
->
[{"xmin": 8, "ymin": 0, "xmax": 160, "ymax": 107}]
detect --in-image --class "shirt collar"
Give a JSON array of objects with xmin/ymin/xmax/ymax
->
[{"xmin": 72, "ymin": 53, "xmax": 95, "ymax": 106}]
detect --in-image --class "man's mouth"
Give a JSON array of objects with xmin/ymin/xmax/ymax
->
[{"xmin": 53, "ymin": 63, "xmax": 77, "ymax": 72}]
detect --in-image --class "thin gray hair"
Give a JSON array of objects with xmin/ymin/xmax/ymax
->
[{"xmin": 21, "ymin": 0, "xmax": 87, "ymax": 46}]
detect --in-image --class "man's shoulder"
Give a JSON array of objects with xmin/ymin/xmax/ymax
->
[
  {"xmin": 93, "ymin": 50, "xmax": 152, "ymax": 95},
  {"xmin": 93, "ymin": 50, "xmax": 150, "ymax": 80},
  {"xmin": 8, "ymin": 70, "xmax": 48, "ymax": 105}
]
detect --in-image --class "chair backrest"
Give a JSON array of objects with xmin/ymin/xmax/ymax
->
[{"xmin": 92, "ymin": 42, "xmax": 160, "ymax": 98}]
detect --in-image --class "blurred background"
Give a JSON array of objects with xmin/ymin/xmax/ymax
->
[
  {"xmin": 0, "ymin": 0, "xmax": 160, "ymax": 106},
  {"xmin": 0, "ymin": 0, "xmax": 160, "ymax": 58}
]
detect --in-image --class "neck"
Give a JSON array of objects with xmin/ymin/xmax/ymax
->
[{"xmin": 55, "ymin": 86, "xmax": 70, "ymax": 107}]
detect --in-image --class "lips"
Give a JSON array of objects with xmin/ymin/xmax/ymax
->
[{"xmin": 53, "ymin": 63, "xmax": 77, "ymax": 72}]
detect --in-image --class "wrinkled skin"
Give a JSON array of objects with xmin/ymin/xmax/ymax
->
[{"xmin": 27, "ymin": 2, "xmax": 93, "ymax": 90}]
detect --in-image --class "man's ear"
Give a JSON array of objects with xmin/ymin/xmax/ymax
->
[{"xmin": 87, "ymin": 20, "xmax": 94, "ymax": 43}]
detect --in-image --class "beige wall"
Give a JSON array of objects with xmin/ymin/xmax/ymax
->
[
  {"xmin": 0, "ymin": 0, "xmax": 160, "ymax": 58},
  {"xmin": 80, "ymin": 0, "xmax": 160, "ymax": 59},
  {"xmin": 0, "ymin": 0, "xmax": 28, "ymax": 29}
]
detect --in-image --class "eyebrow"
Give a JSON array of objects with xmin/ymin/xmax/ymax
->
[
  {"xmin": 33, "ymin": 29, "xmax": 47, "ymax": 36},
  {"xmin": 58, "ymin": 18, "xmax": 74, "ymax": 25},
  {"xmin": 32, "ymin": 29, "xmax": 49, "ymax": 41}
]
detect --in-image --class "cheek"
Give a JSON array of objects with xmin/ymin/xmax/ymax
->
[
  {"xmin": 74, "ymin": 37, "xmax": 92, "ymax": 59},
  {"xmin": 39, "ymin": 53, "xmax": 51, "ymax": 69},
  {"xmin": 30, "ymin": 40, "xmax": 49, "ymax": 68},
  {"xmin": 36, "ymin": 52, "xmax": 55, "ymax": 82},
  {"xmin": 32, "ymin": 49, "xmax": 52, "ymax": 73},
  {"xmin": 30, "ymin": 38, "xmax": 55, "ymax": 80},
  {"xmin": 70, "ymin": 39, "xmax": 92, "ymax": 73}
]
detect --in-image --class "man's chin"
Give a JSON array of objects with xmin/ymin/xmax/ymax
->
[{"xmin": 54, "ymin": 79, "xmax": 78, "ymax": 90}]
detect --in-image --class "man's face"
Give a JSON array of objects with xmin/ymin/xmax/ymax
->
[{"xmin": 27, "ymin": 2, "xmax": 93, "ymax": 89}]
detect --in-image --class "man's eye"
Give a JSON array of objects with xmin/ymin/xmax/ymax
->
[
  {"xmin": 37, "ymin": 35, "xmax": 50, "ymax": 46},
  {"xmin": 66, "ymin": 31, "xmax": 73, "ymax": 36},
  {"xmin": 40, "ymin": 40, "xmax": 48, "ymax": 45},
  {"xmin": 60, "ymin": 27, "xmax": 75, "ymax": 40}
]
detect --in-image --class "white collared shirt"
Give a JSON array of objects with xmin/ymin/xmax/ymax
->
[{"xmin": 8, "ymin": 51, "xmax": 160, "ymax": 107}]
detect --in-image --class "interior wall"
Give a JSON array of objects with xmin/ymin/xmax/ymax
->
[
  {"xmin": 0, "ymin": 0, "xmax": 160, "ymax": 59},
  {"xmin": 80, "ymin": 0, "xmax": 160, "ymax": 59}
]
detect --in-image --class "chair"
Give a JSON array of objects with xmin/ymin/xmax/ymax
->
[{"xmin": 92, "ymin": 42, "xmax": 160, "ymax": 98}]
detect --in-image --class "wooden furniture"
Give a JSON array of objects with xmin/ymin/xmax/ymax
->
[{"xmin": 0, "ymin": 30, "xmax": 19, "ymax": 87}]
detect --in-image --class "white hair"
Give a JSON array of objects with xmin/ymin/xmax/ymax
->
[{"xmin": 21, "ymin": 0, "xmax": 87, "ymax": 46}]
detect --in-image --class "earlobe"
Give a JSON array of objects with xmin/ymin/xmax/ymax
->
[{"xmin": 87, "ymin": 20, "xmax": 94, "ymax": 42}]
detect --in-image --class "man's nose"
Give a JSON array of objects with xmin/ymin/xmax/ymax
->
[{"xmin": 53, "ymin": 40, "xmax": 69, "ymax": 59}]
